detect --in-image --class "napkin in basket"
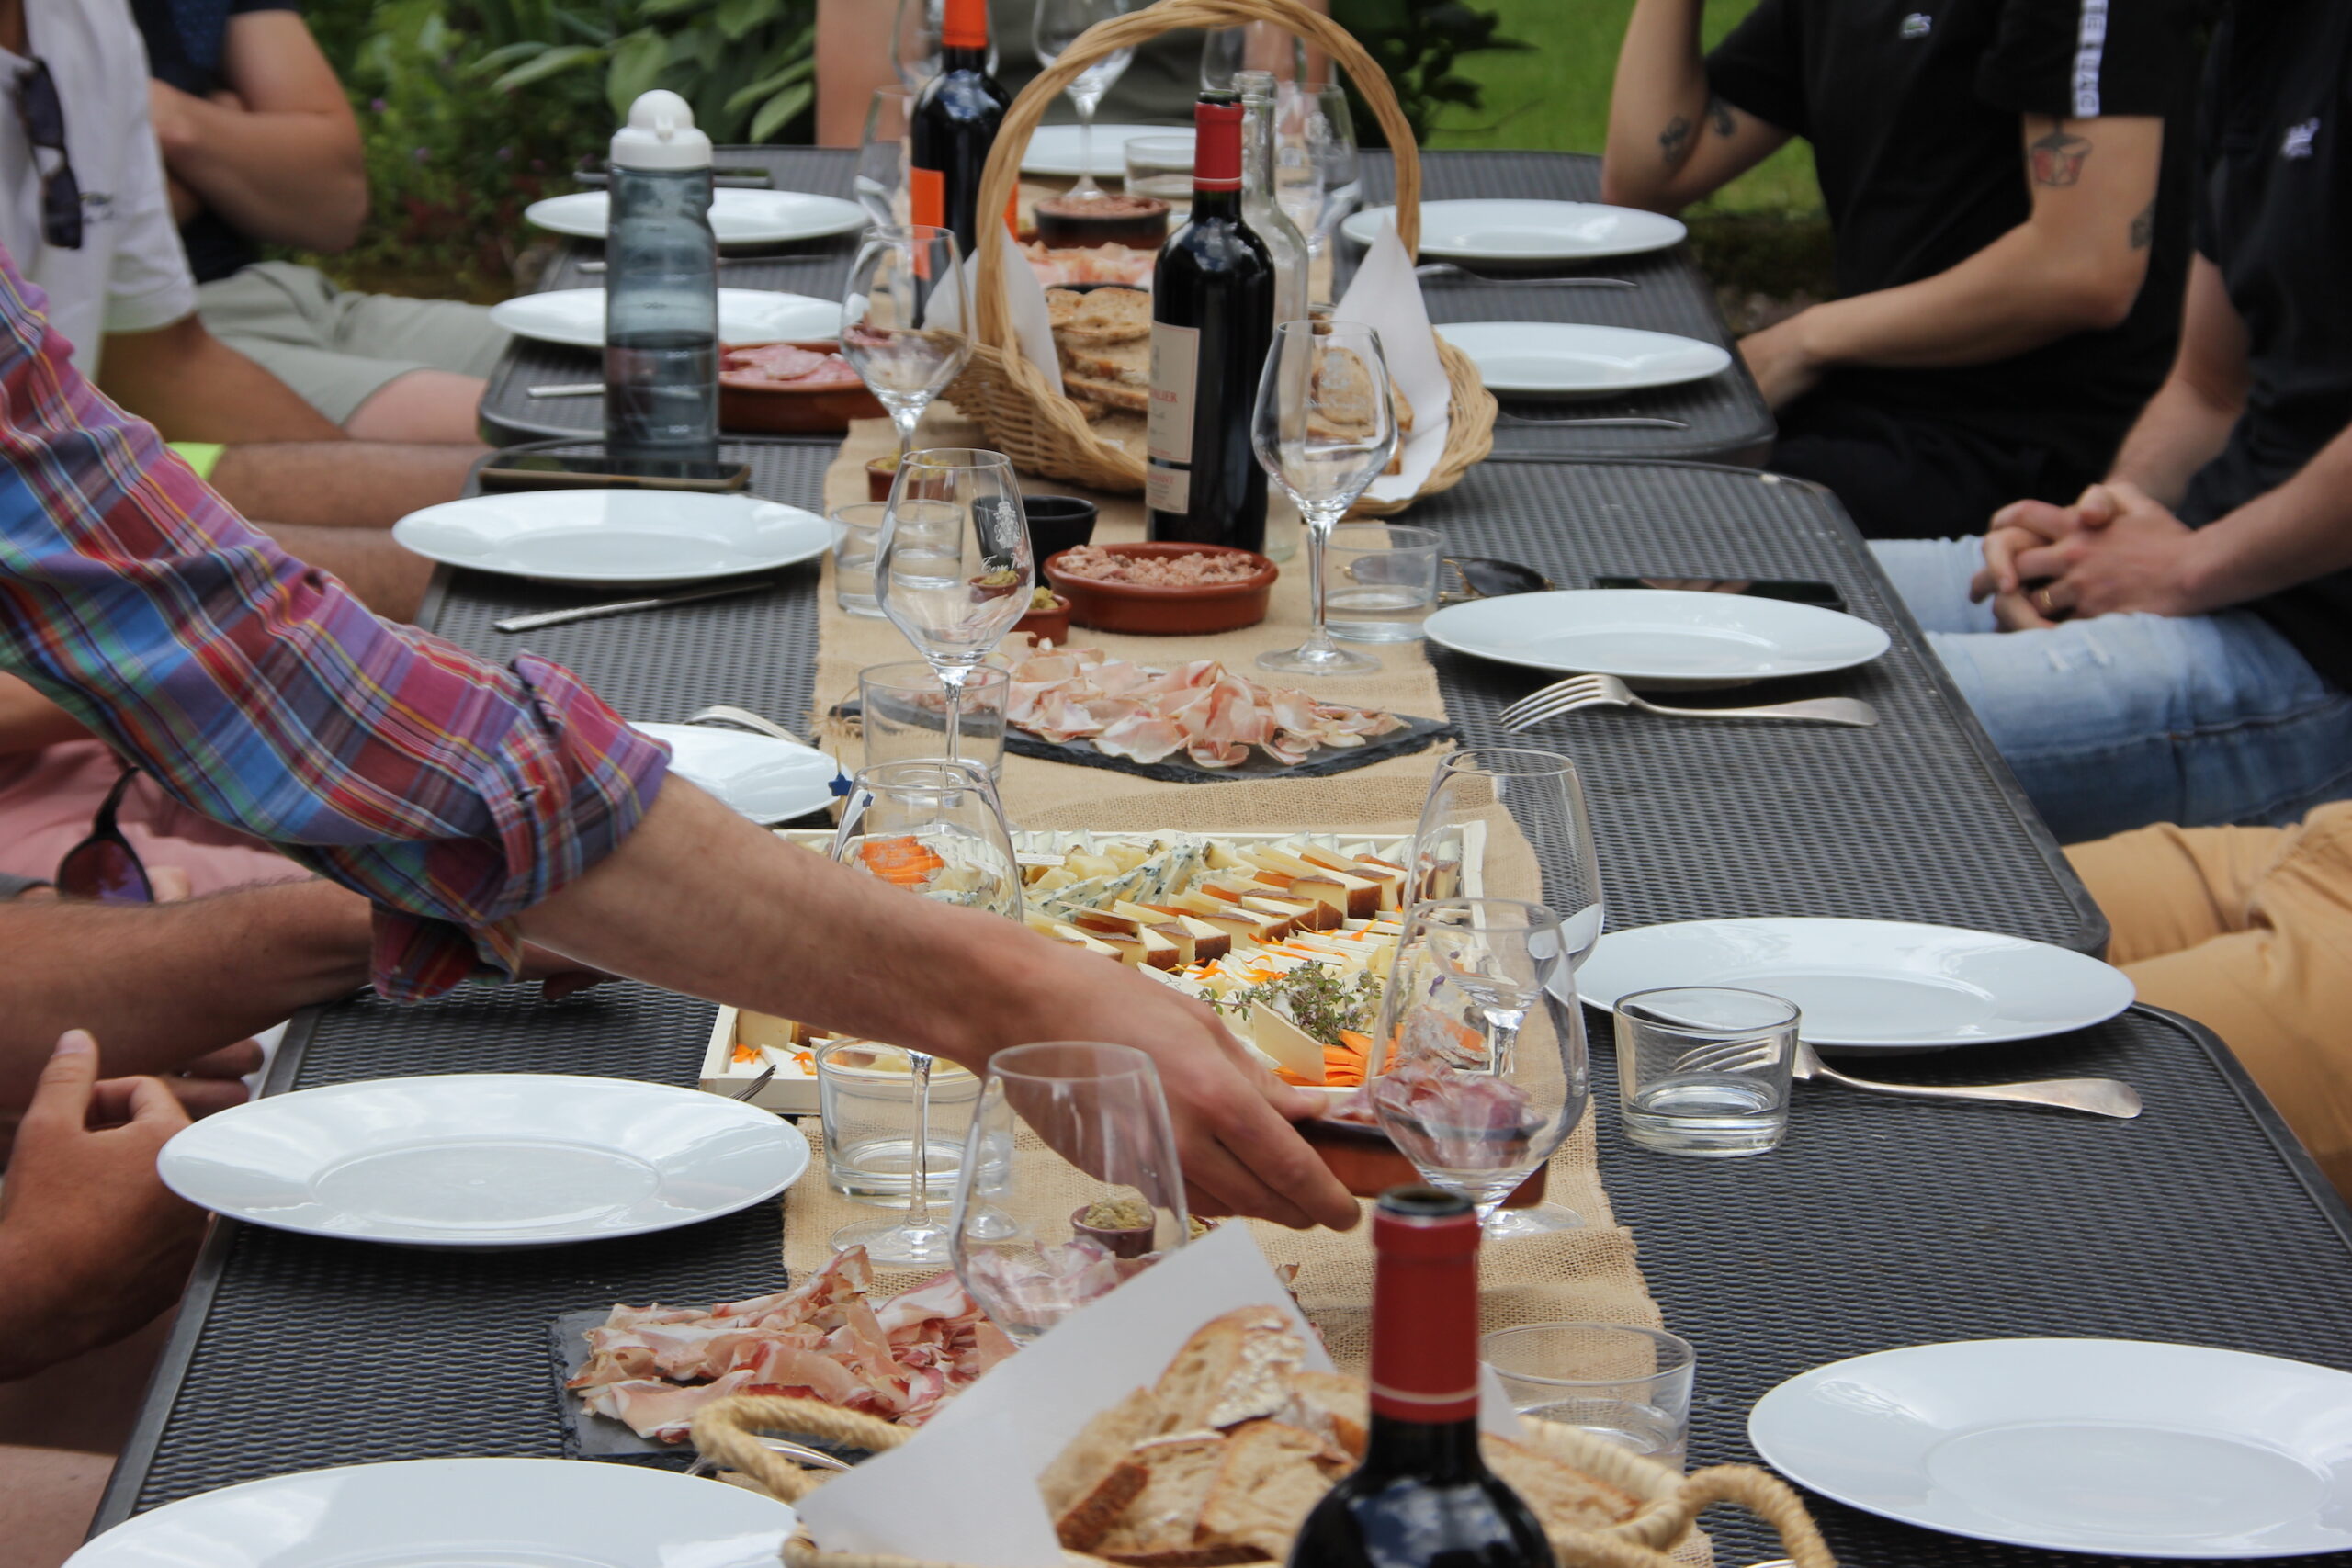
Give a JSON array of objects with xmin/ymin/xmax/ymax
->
[{"xmin": 1333, "ymin": 218, "xmax": 1450, "ymax": 505}]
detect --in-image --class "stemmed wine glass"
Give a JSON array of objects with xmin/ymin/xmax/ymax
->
[
  {"xmin": 951, "ymin": 1041, "xmax": 1191, "ymax": 1342},
  {"xmin": 1411, "ymin": 749, "xmax": 1607, "ymax": 969},
  {"xmin": 839, "ymin": 225, "xmax": 974, "ymax": 469},
  {"xmin": 1201, "ymin": 22, "xmax": 1305, "ymax": 92},
  {"xmin": 1304, "ymin": 85, "xmax": 1361, "ymax": 293},
  {"xmin": 1033, "ymin": 0, "xmax": 1133, "ymax": 201},
  {"xmin": 828, "ymin": 758, "xmax": 1023, "ymax": 1266},
  {"xmin": 876, "ymin": 448, "xmax": 1034, "ymax": 761},
  {"xmin": 1368, "ymin": 898, "xmax": 1591, "ymax": 1237},
  {"xmin": 1254, "ymin": 319, "xmax": 1397, "ymax": 677},
  {"xmin": 854, "ymin": 86, "xmax": 918, "ymax": 229}
]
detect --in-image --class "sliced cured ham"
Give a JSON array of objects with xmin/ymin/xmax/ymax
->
[{"xmin": 1002, "ymin": 643, "xmax": 1405, "ymax": 769}]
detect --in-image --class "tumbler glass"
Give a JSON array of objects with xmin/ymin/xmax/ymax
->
[{"xmin": 1615, "ymin": 987, "xmax": 1797, "ymax": 1156}]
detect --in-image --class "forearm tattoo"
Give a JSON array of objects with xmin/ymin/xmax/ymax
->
[
  {"xmin": 1708, "ymin": 94, "xmax": 1736, "ymax": 136},
  {"xmin": 2130, "ymin": 198, "xmax": 2154, "ymax": 249},
  {"xmin": 1659, "ymin": 114, "xmax": 1694, "ymax": 169},
  {"xmin": 2029, "ymin": 126, "xmax": 2093, "ymax": 186}
]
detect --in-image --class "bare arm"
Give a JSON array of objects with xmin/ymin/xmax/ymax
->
[
  {"xmin": 209, "ymin": 442, "xmax": 481, "ymax": 530},
  {"xmin": 520, "ymin": 780, "xmax": 1360, "ymax": 1230},
  {"xmin": 1600, "ymin": 0, "xmax": 1789, "ymax": 212},
  {"xmin": 148, "ymin": 11, "xmax": 367, "ymax": 254},
  {"xmin": 2109, "ymin": 254, "xmax": 2250, "ymax": 508},
  {"xmin": 816, "ymin": 0, "xmax": 904, "ymax": 148},
  {"xmin": 98, "ymin": 316, "xmax": 346, "ymax": 444},
  {"xmin": 0, "ymin": 672, "xmax": 90, "ymax": 754}
]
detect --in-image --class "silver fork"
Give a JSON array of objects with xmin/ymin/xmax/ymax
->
[
  {"xmin": 1415, "ymin": 262, "xmax": 1636, "ymax": 288},
  {"xmin": 1501, "ymin": 672, "xmax": 1878, "ymax": 730},
  {"xmin": 1669, "ymin": 1038, "xmax": 1786, "ymax": 1077},
  {"xmin": 728, "ymin": 1061, "xmax": 779, "ymax": 1102},
  {"xmin": 1496, "ymin": 413, "xmax": 1690, "ymax": 429},
  {"xmin": 1794, "ymin": 1040, "xmax": 2143, "ymax": 1118}
]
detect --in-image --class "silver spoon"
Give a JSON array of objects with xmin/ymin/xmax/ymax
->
[
  {"xmin": 1415, "ymin": 262, "xmax": 1636, "ymax": 288},
  {"xmin": 1793, "ymin": 1040, "xmax": 2143, "ymax": 1118}
]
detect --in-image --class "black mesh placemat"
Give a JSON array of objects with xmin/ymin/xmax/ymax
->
[
  {"xmin": 418, "ymin": 438, "xmax": 832, "ymax": 728},
  {"xmin": 1410, "ymin": 458, "xmax": 2103, "ymax": 953},
  {"xmin": 1353, "ymin": 152, "xmax": 1775, "ymax": 466},
  {"xmin": 481, "ymin": 147, "xmax": 864, "ymax": 443}
]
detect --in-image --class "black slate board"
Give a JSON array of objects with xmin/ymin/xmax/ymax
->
[{"xmin": 837, "ymin": 703, "xmax": 1454, "ymax": 784}]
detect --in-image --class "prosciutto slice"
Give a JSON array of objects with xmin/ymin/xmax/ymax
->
[{"xmin": 1002, "ymin": 642, "xmax": 1405, "ymax": 769}]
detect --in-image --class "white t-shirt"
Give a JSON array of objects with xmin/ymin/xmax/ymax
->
[{"xmin": 0, "ymin": 0, "xmax": 196, "ymax": 374}]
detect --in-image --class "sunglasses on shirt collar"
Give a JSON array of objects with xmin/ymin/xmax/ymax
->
[
  {"xmin": 56, "ymin": 763, "xmax": 153, "ymax": 903},
  {"xmin": 14, "ymin": 57, "xmax": 82, "ymax": 250}
]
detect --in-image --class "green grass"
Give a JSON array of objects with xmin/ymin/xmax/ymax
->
[{"xmin": 1427, "ymin": 0, "xmax": 1821, "ymax": 218}]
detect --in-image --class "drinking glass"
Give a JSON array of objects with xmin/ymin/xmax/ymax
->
[
  {"xmin": 1482, "ymin": 1324, "xmax": 1697, "ymax": 1471},
  {"xmin": 838, "ymin": 225, "xmax": 973, "ymax": 468},
  {"xmin": 831, "ymin": 501, "xmax": 889, "ymax": 617},
  {"xmin": 1033, "ymin": 0, "xmax": 1133, "ymax": 200},
  {"xmin": 876, "ymin": 448, "xmax": 1033, "ymax": 762},
  {"xmin": 1325, "ymin": 523, "xmax": 1441, "ymax": 642},
  {"xmin": 1201, "ymin": 22, "xmax": 1305, "ymax": 91},
  {"xmin": 951, "ymin": 1041, "xmax": 1191, "ymax": 1342},
  {"xmin": 1411, "ymin": 749, "xmax": 1606, "ymax": 968},
  {"xmin": 854, "ymin": 86, "xmax": 918, "ymax": 229},
  {"xmin": 1615, "ymin": 987, "xmax": 1797, "ymax": 1157},
  {"xmin": 1123, "ymin": 133, "xmax": 1196, "ymax": 207},
  {"xmin": 861, "ymin": 659, "xmax": 1010, "ymax": 778},
  {"xmin": 817, "ymin": 1041, "xmax": 981, "ymax": 1205},
  {"xmin": 1305, "ymin": 85, "xmax": 1361, "ymax": 289},
  {"xmin": 1368, "ymin": 898, "xmax": 1590, "ymax": 1235},
  {"xmin": 1254, "ymin": 319, "xmax": 1397, "ymax": 677},
  {"xmin": 827, "ymin": 758, "xmax": 1023, "ymax": 1265}
]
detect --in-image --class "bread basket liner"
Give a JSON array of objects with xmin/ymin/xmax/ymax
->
[
  {"xmin": 692, "ymin": 1393, "xmax": 1837, "ymax": 1568},
  {"xmin": 947, "ymin": 0, "xmax": 1497, "ymax": 516}
]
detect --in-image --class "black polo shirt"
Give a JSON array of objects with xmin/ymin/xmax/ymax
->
[
  {"xmin": 1707, "ymin": 0, "xmax": 2202, "ymax": 495},
  {"xmin": 130, "ymin": 0, "xmax": 300, "ymax": 287},
  {"xmin": 2179, "ymin": 1, "xmax": 2352, "ymax": 687}
]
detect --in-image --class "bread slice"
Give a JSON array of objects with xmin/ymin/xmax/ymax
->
[
  {"xmin": 1041, "ymin": 1386, "xmax": 1166, "ymax": 1549},
  {"xmin": 1093, "ymin": 1432, "xmax": 1246, "ymax": 1565},
  {"xmin": 1480, "ymin": 1434, "xmax": 1643, "ymax": 1529},
  {"xmin": 1063, "ymin": 369, "xmax": 1151, "ymax": 415},
  {"xmin": 1197, "ymin": 1420, "xmax": 1351, "ymax": 1560},
  {"xmin": 1048, "ymin": 286, "xmax": 1151, "ymax": 344},
  {"xmin": 1061, "ymin": 336, "xmax": 1151, "ymax": 388},
  {"xmin": 1279, "ymin": 1370, "xmax": 1369, "ymax": 1461},
  {"xmin": 1153, "ymin": 1307, "xmax": 1309, "ymax": 1430}
]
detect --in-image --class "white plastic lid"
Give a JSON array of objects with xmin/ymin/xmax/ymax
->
[{"xmin": 610, "ymin": 89, "xmax": 711, "ymax": 171}]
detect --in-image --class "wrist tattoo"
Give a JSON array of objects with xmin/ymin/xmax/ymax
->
[
  {"xmin": 1659, "ymin": 114, "xmax": 1694, "ymax": 169},
  {"xmin": 2029, "ymin": 126, "xmax": 2092, "ymax": 186},
  {"xmin": 1707, "ymin": 94, "xmax": 1736, "ymax": 136},
  {"xmin": 2129, "ymin": 198, "xmax": 2154, "ymax": 250}
]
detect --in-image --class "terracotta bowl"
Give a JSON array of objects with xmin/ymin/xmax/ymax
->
[
  {"xmin": 865, "ymin": 457, "xmax": 899, "ymax": 502},
  {"xmin": 718, "ymin": 342, "xmax": 884, "ymax": 434},
  {"xmin": 1012, "ymin": 592, "xmax": 1073, "ymax": 646},
  {"xmin": 1044, "ymin": 543, "xmax": 1277, "ymax": 636}
]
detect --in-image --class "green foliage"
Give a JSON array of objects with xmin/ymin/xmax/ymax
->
[{"xmin": 1329, "ymin": 0, "xmax": 1531, "ymax": 148}]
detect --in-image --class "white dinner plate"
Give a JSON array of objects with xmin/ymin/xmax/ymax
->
[
  {"xmin": 392, "ymin": 488, "xmax": 832, "ymax": 586},
  {"xmin": 524, "ymin": 187, "xmax": 869, "ymax": 245},
  {"xmin": 160, "ymin": 1073, "xmax": 808, "ymax": 1247},
  {"xmin": 490, "ymin": 287, "xmax": 842, "ymax": 350},
  {"xmin": 67, "ymin": 1457, "xmax": 797, "ymax": 1567},
  {"xmin": 1567, "ymin": 917, "xmax": 2135, "ymax": 1052},
  {"xmin": 1024, "ymin": 123, "xmax": 1182, "ymax": 177},
  {"xmin": 634, "ymin": 721, "xmax": 839, "ymax": 824},
  {"xmin": 1749, "ymin": 1339, "xmax": 2352, "ymax": 1558},
  {"xmin": 1344, "ymin": 198, "xmax": 1687, "ymax": 263},
  {"xmin": 1420, "ymin": 589, "xmax": 1889, "ymax": 687},
  {"xmin": 1437, "ymin": 321, "xmax": 1730, "ymax": 397}
]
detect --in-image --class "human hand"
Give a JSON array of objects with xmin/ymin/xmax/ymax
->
[
  {"xmin": 515, "ymin": 942, "xmax": 609, "ymax": 1001},
  {"xmin": 990, "ymin": 944, "xmax": 1359, "ymax": 1232},
  {"xmin": 164, "ymin": 1039, "xmax": 262, "ymax": 1119},
  {"xmin": 1973, "ymin": 485, "xmax": 2123, "ymax": 602},
  {"xmin": 1736, "ymin": 313, "xmax": 1825, "ymax": 411},
  {"xmin": 2010, "ymin": 480, "xmax": 2202, "ymax": 620},
  {"xmin": 0, "ymin": 1032, "xmax": 208, "ymax": 1379}
]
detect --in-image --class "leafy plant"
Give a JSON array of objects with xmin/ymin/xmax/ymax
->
[
  {"xmin": 1329, "ymin": 0, "xmax": 1529, "ymax": 147},
  {"xmin": 469, "ymin": 0, "xmax": 818, "ymax": 145}
]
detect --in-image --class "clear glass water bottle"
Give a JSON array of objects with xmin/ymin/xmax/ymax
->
[
  {"xmin": 1236, "ymin": 71, "xmax": 1309, "ymax": 562},
  {"xmin": 605, "ymin": 89, "xmax": 718, "ymax": 466}
]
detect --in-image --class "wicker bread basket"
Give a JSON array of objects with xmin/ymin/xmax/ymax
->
[
  {"xmin": 945, "ymin": 0, "xmax": 1496, "ymax": 516},
  {"xmin": 691, "ymin": 1394, "xmax": 1837, "ymax": 1568}
]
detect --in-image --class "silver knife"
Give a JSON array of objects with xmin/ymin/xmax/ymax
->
[{"xmin": 494, "ymin": 578, "xmax": 774, "ymax": 633}]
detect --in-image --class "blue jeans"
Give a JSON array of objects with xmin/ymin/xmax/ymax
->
[{"xmin": 1871, "ymin": 539, "xmax": 2352, "ymax": 841}]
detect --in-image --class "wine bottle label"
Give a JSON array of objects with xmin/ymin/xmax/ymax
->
[
  {"xmin": 910, "ymin": 166, "xmax": 945, "ymax": 231},
  {"xmin": 1147, "ymin": 321, "xmax": 1200, "ymax": 463},
  {"xmin": 1146, "ymin": 463, "xmax": 1191, "ymax": 513}
]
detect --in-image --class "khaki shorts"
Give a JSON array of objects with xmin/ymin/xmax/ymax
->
[
  {"xmin": 2068, "ymin": 804, "xmax": 2352, "ymax": 1200},
  {"xmin": 195, "ymin": 261, "xmax": 511, "ymax": 426}
]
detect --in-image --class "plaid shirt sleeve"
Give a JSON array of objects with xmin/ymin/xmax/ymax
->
[{"xmin": 0, "ymin": 247, "xmax": 670, "ymax": 1001}]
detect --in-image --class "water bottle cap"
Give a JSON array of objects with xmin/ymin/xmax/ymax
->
[{"xmin": 611, "ymin": 89, "xmax": 712, "ymax": 171}]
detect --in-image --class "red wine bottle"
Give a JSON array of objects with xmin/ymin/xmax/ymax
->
[
  {"xmin": 1147, "ymin": 92, "xmax": 1274, "ymax": 552},
  {"xmin": 909, "ymin": 0, "xmax": 1011, "ymax": 257},
  {"xmin": 1288, "ymin": 1189, "xmax": 1555, "ymax": 1568}
]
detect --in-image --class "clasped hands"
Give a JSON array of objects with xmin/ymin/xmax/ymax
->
[{"xmin": 1970, "ymin": 479, "xmax": 2204, "ymax": 628}]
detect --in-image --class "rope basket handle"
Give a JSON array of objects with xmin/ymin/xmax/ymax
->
[
  {"xmin": 692, "ymin": 1393, "xmax": 910, "ymax": 1502},
  {"xmin": 972, "ymin": 0, "xmax": 1423, "ymax": 352}
]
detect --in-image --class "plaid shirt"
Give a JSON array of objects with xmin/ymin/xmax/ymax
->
[{"xmin": 0, "ymin": 248, "xmax": 669, "ymax": 1000}]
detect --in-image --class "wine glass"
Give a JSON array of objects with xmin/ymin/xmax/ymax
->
[
  {"xmin": 839, "ymin": 225, "xmax": 974, "ymax": 468},
  {"xmin": 854, "ymin": 86, "xmax": 918, "ymax": 229},
  {"xmin": 1033, "ymin": 0, "xmax": 1133, "ymax": 202},
  {"xmin": 1271, "ymin": 83, "xmax": 1324, "ymax": 253},
  {"xmin": 1201, "ymin": 22, "xmax": 1305, "ymax": 92},
  {"xmin": 876, "ymin": 448, "xmax": 1033, "ymax": 762},
  {"xmin": 1411, "ymin": 749, "xmax": 1607, "ymax": 969},
  {"xmin": 1254, "ymin": 319, "xmax": 1397, "ymax": 677},
  {"xmin": 951, "ymin": 1041, "xmax": 1191, "ymax": 1342},
  {"xmin": 890, "ymin": 0, "xmax": 997, "ymax": 85},
  {"xmin": 1368, "ymin": 898, "xmax": 1590, "ymax": 1237},
  {"xmin": 1305, "ymin": 86, "xmax": 1360, "ymax": 297},
  {"xmin": 828, "ymin": 758, "xmax": 1023, "ymax": 1266}
]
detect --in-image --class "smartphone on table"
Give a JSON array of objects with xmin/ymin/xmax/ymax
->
[
  {"xmin": 478, "ymin": 452, "xmax": 752, "ymax": 494},
  {"xmin": 1591, "ymin": 574, "xmax": 1847, "ymax": 613}
]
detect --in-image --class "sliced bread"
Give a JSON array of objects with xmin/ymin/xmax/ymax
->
[
  {"xmin": 1041, "ymin": 1385, "xmax": 1166, "ymax": 1549},
  {"xmin": 1152, "ymin": 1307, "xmax": 1309, "ymax": 1430},
  {"xmin": 1196, "ymin": 1420, "xmax": 1351, "ymax": 1560},
  {"xmin": 1092, "ymin": 1432, "xmax": 1250, "ymax": 1565}
]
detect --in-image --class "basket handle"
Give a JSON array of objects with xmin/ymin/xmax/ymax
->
[
  {"xmin": 970, "ymin": 0, "xmax": 1422, "ymax": 353},
  {"xmin": 691, "ymin": 1393, "xmax": 912, "ymax": 1502}
]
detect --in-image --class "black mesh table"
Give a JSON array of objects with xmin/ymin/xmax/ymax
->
[
  {"xmin": 96, "ymin": 462, "xmax": 2352, "ymax": 1568},
  {"xmin": 1354, "ymin": 152, "xmax": 1776, "ymax": 466}
]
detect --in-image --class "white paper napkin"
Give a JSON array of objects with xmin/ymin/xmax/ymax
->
[
  {"xmin": 1331, "ymin": 218, "xmax": 1451, "ymax": 504},
  {"xmin": 995, "ymin": 238, "xmax": 1066, "ymax": 398}
]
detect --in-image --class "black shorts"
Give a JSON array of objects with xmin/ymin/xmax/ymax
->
[{"xmin": 1767, "ymin": 393, "xmax": 2079, "ymax": 541}]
